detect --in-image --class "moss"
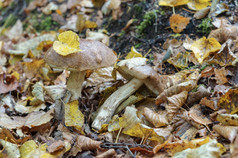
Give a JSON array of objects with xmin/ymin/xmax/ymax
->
[
  {"xmin": 136, "ymin": 10, "xmax": 158, "ymax": 36},
  {"xmin": 198, "ymin": 18, "xmax": 213, "ymax": 34}
]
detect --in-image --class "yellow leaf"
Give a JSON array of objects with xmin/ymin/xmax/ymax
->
[
  {"xmin": 84, "ymin": 20, "xmax": 97, "ymax": 29},
  {"xmin": 169, "ymin": 14, "xmax": 190, "ymax": 33},
  {"xmin": 217, "ymin": 114, "xmax": 238, "ymax": 126},
  {"xmin": 125, "ymin": 47, "xmax": 143, "ymax": 59},
  {"xmin": 65, "ymin": 100, "xmax": 85, "ymax": 133},
  {"xmin": 20, "ymin": 140, "xmax": 56, "ymax": 158},
  {"xmin": 187, "ymin": 0, "xmax": 211, "ymax": 10},
  {"xmin": 191, "ymin": 37, "xmax": 221, "ymax": 64},
  {"xmin": 168, "ymin": 52, "xmax": 189, "ymax": 68},
  {"xmin": 218, "ymin": 88, "xmax": 238, "ymax": 114},
  {"xmin": 53, "ymin": 31, "xmax": 81, "ymax": 56},
  {"xmin": 159, "ymin": 0, "xmax": 189, "ymax": 7}
]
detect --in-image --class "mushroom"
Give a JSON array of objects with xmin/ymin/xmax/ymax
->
[
  {"xmin": 92, "ymin": 57, "xmax": 172, "ymax": 130},
  {"xmin": 44, "ymin": 39, "xmax": 117, "ymax": 101}
]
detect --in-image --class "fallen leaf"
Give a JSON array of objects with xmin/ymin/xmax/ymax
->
[
  {"xmin": 143, "ymin": 107, "xmax": 168, "ymax": 128},
  {"xmin": 208, "ymin": 39, "xmax": 238, "ymax": 66},
  {"xmin": 0, "ymin": 74, "xmax": 18, "ymax": 94},
  {"xmin": 30, "ymin": 81, "xmax": 44, "ymax": 106},
  {"xmin": 125, "ymin": 46, "xmax": 143, "ymax": 59},
  {"xmin": 168, "ymin": 52, "xmax": 189, "ymax": 68},
  {"xmin": 187, "ymin": 0, "xmax": 211, "ymax": 10},
  {"xmin": 191, "ymin": 37, "xmax": 221, "ymax": 64},
  {"xmin": 159, "ymin": 0, "xmax": 189, "ymax": 7},
  {"xmin": 217, "ymin": 88, "xmax": 238, "ymax": 114},
  {"xmin": 53, "ymin": 31, "xmax": 81, "ymax": 56},
  {"xmin": 20, "ymin": 140, "xmax": 56, "ymax": 158},
  {"xmin": 86, "ymin": 29, "xmax": 109, "ymax": 46},
  {"xmin": 23, "ymin": 59, "xmax": 45, "ymax": 79},
  {"xmin": 214, "ymin": 68, "xmax": 228, "ymax": 85},
  {"xmin": 64, "ymin": 100, "xmax": 84, "ymax": 133},
  {"xmin": 169, "ymin": 14, "xmax": 190, "ymax": 33},
  {"xmin": 96, "ymin": 149, "xmax": 116, "ymax": 158},
  {"xmin": 194, "ymin": 7, "xmax": 210, "ymax": 19},
  {"xmin": 0, "ymin": 139, "xmax": 20, "ymax": 158},
  {"xmin": 200, "ymin": 97, "xmax": 217, "ymax": 110},
  {"xmin": 201, "ymin": 66, "xmax": 214, "ymax": 78},
  {"xmin": 172, "ymin": 139, "xmax": 224, "ymax": 157},
  {"xmin": 213, "ymin": 125, "xmax": 237, "ymax": 142},
  {"xmin": 217, "ymin": 114, "xmax": 238, "ymax": 126}
]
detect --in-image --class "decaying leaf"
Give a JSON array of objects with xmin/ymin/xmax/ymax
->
[
  {"xmin": 172, "ymin": 139, "xmax": 225, "ymax": 158},
  {"xmin": 166, "ymin": 91, "xmax": 188, "ymax": 121},
  {"xmin": 200, "ymin": 97, "xmax": 217, "ymax": 110},
  {"xmin": 217, "ymin": 114, "xmax": 238, "ymax": 126},
  {"xmin": 186, "ymin": 85, "xmax": 210, "ymax": 105},
  {"xmin": 194, "ymin": 7, "xmax": 210, "ymax": 19},
  {"xmin": 70, "ymin": 135, "xmax": 101, "ymax": 156},
  {"xmin": 0, "ymin": 74, "xmax": 18, "ymax": 94},
  {"xmin": 20, "ymin": 140, "xmax": 56, "ymax": 158},
  {"xmin": 187, "ymin": 0, "xmax": 211, "ymax": 10},
  {"xmin": 169, "ymin": 14, "xmax": 190, "ymax": 33},
  {"xmin": 86, "ymin": 29, "xmax": 109, "ymax": 46},
  {"xmin": 143, "ymin": 107, "xmax": 168, "ymax": 128},
  {"xmin": 214, "ymin": 68, "xmax": 228, "ymax": 85},
  {"xmin": 191, "ymin": 37, "xmax": 221, "ymax": 64},
  {"xmin": 217, "ymin": 88, "xmax": 238, "ymax": 114},
  {"xmin": 0, "ymin": 128, "xmax": 31, "ymax": 144},
  {"xmin": 0, "ymin": 139, "xmax": 20, "ymax": 158},
  {"xmin": 156, "ymin": 69, "xmax": 199, "ymax": 105},
  {"xmin": 168, "ymin": 52, "xmax": 189, "ymax": 69},
  {"xmin": 96, "ymin": 149, "xmax": 116, "ymax": 158},
  {"xmin": 64, "ymin": 100, "xmax": 84, "ymax": 133},
  {"xmin": 30, "ymin": 81, "xmax": 44, "ymax": 106},
  {"xmin": 159, "ymin": 0, "xmax": 189, "ymax": 7},
  {"xmin": 0, "ymin": 109, "xmax": 54, "ymax": 130},
  {"xmin": 213, "ymin": 125, "xmax": 237, "ymax": 142},
  {"xmin": 23, "ymin": 59, "xmax": 45, "ymax": 79},
  {"xmin": 53, "ymin": 31, "xmax": 81, "ymax": 56},
  {"xmin": 208, "ymin": 39, "xmax": 238, "ymax": 66}
]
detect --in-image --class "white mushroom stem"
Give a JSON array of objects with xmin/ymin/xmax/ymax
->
[
  {"xmin": 67, "ymin": 71, "xmax": 86, "ymax": 101},
  {"xmin": 92, "ymin": 78, "xmax": 143, "ymax": 130}
]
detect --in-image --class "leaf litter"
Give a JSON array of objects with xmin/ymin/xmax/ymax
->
[{"xmin": 0, "ymin": 0, "xmax": 238, "ymax": 157}]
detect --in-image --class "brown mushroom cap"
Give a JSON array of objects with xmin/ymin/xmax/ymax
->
[{"xmin": 44, "ymin": 39, "xmax": 117, "ymax": 71}]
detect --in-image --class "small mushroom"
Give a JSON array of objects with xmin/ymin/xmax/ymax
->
[
  {"xmin": 44, "ymin": 39, "xmax": 117, "ymax": 101},
  {"xmin": 92, "ymin": 57, "xmax": 171, "ymax": 130}
]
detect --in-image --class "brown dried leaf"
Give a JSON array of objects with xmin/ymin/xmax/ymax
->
[
  {"xmin": 194, "ymin": 7, "xmax": 210, "ymax": 19},
  {"xmin": 201, "ymin": 66, "xmax": 214, "ymax": 78},
  {"xmin": 96, "ymin": 149, "xmax": 116, "ymax": 158},
  {"xmin": 213, "ymin": 125, "xmax": 237, "ymax": 142},
  {"xmin": 166, "ymin": 91, "xmax": 188, "ymax": 121},
  {"xmin": 0, "ymin": 109, "xmax": 54, "ymax": 130},
  {"xmin": 186, "ymin": 85, "xmax": 210, "ymax": 105},
  {"xmin": 70, "ymin": 135, "xmax": 101, "ymax": 156},
  {"xmin": 200, "ymin": 97, "xmax": 217, "ymax": 110},
  {"xmin": 23, "ymin": 59, "xmax": 45, "ymax": 79},
  {"xmin": 208, "ymin": 25, "xmax": 238, "ymax": 43},
  {"xmin": 214, "ymin": 68, "xmax": 228, "ymax": 85},
  {"xmin": 0, "ymin": 74, "xmax": 18, "ymax": 94},
  {"xmin": 47, "ymin": 140, "xmax": 66, "ymax": 154},
  {"xmin": 188, "ymin": 104, "xmax": 212, "ymax": 126},
  {"xmin": 169, "ymin": 14, "xmax": 190, "ymax": 33},
  {"xmin": 143, "ymin": 107, "xmax": 168, "ymax": 128}
]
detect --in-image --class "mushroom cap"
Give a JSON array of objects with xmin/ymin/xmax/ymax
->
[{"xmin": 44, "ymin": 39, "xmax": 117, "ymax": 71}]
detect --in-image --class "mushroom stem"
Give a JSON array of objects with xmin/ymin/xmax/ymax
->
[
  {"xmin": 92, "ymin": 78, "xmax": 143, "ymax": 130},
  {"xmin": 67, "ymin": 71, "xmax": 86, "ymax": 101}
]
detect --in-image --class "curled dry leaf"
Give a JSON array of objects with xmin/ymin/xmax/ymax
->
[
  {"xmin": 30, "ymin": 81, "xmax": 44, "ymax": 106},
  {"xmin": 194, "ymin": 7, "xmax": 210, "ymax": 19},
  {"xmin": 143, "ymin": 107, "xmax": 168, "ymax": 128},
  {"xmin": 0, "ymin": 108, "xmax": 54, "ymax": 130},
  {"xmin": 96, "ymin": 149, "xmax": 116, "ymax": 158},
  {"xmin": 208, "ymin": 25, "xmax": 238, "ymax": 43},
  {"xmin": 187, "ymin": 104, "xmax": 212, "ymax": 126},
  {"xmin": 213, "ymin": 125, "xmax": 237, "ymax": 142},
  {"xmin": 186, "ymin": 85, "xmax": 210, "ymax": 106},
  {"xmin": 0, "ymin": 128, "xmax": 31, "ymax": 144},
  {"xmin": 217, "ymin": 114, "xmax": 238, "ymax": 126},
  {"xmin": 156, "ymin": 69, "xmax": 199, "ymax": 105},
  {"xmin": 71, "ymin": 135, "xmax": 101, "ymax": 156},
  {"xmin": 169, "ymin": 14, "xmax": 190, "ymax": 33},
  {"xmin": 200, "ymin": 66, "xmax": 214, "ymax": 78},
  {"xmin": 0, "ymin": 74, "xmax": 18, "ymax": 94},
  {"xmin": 217, "ymin": 88, "xmax": 238, "ymax": 114},
  {"xmin": 191, "ymin": 37, "xmax": 221, "ymax": 64},
  {"xmin": 165, "ymin": 91, "xmax": 188, "ymax": 121},
  {"xmin": 200, "ymin": 97, "xmax": 217, "ymax": 110},
  {"xmin": 214, "ymin": 68, "xmax": 228, "ymax": 85},
  {"xmin": 208, "ymin": 39, "xmax": 238, "ymax": 66}
]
